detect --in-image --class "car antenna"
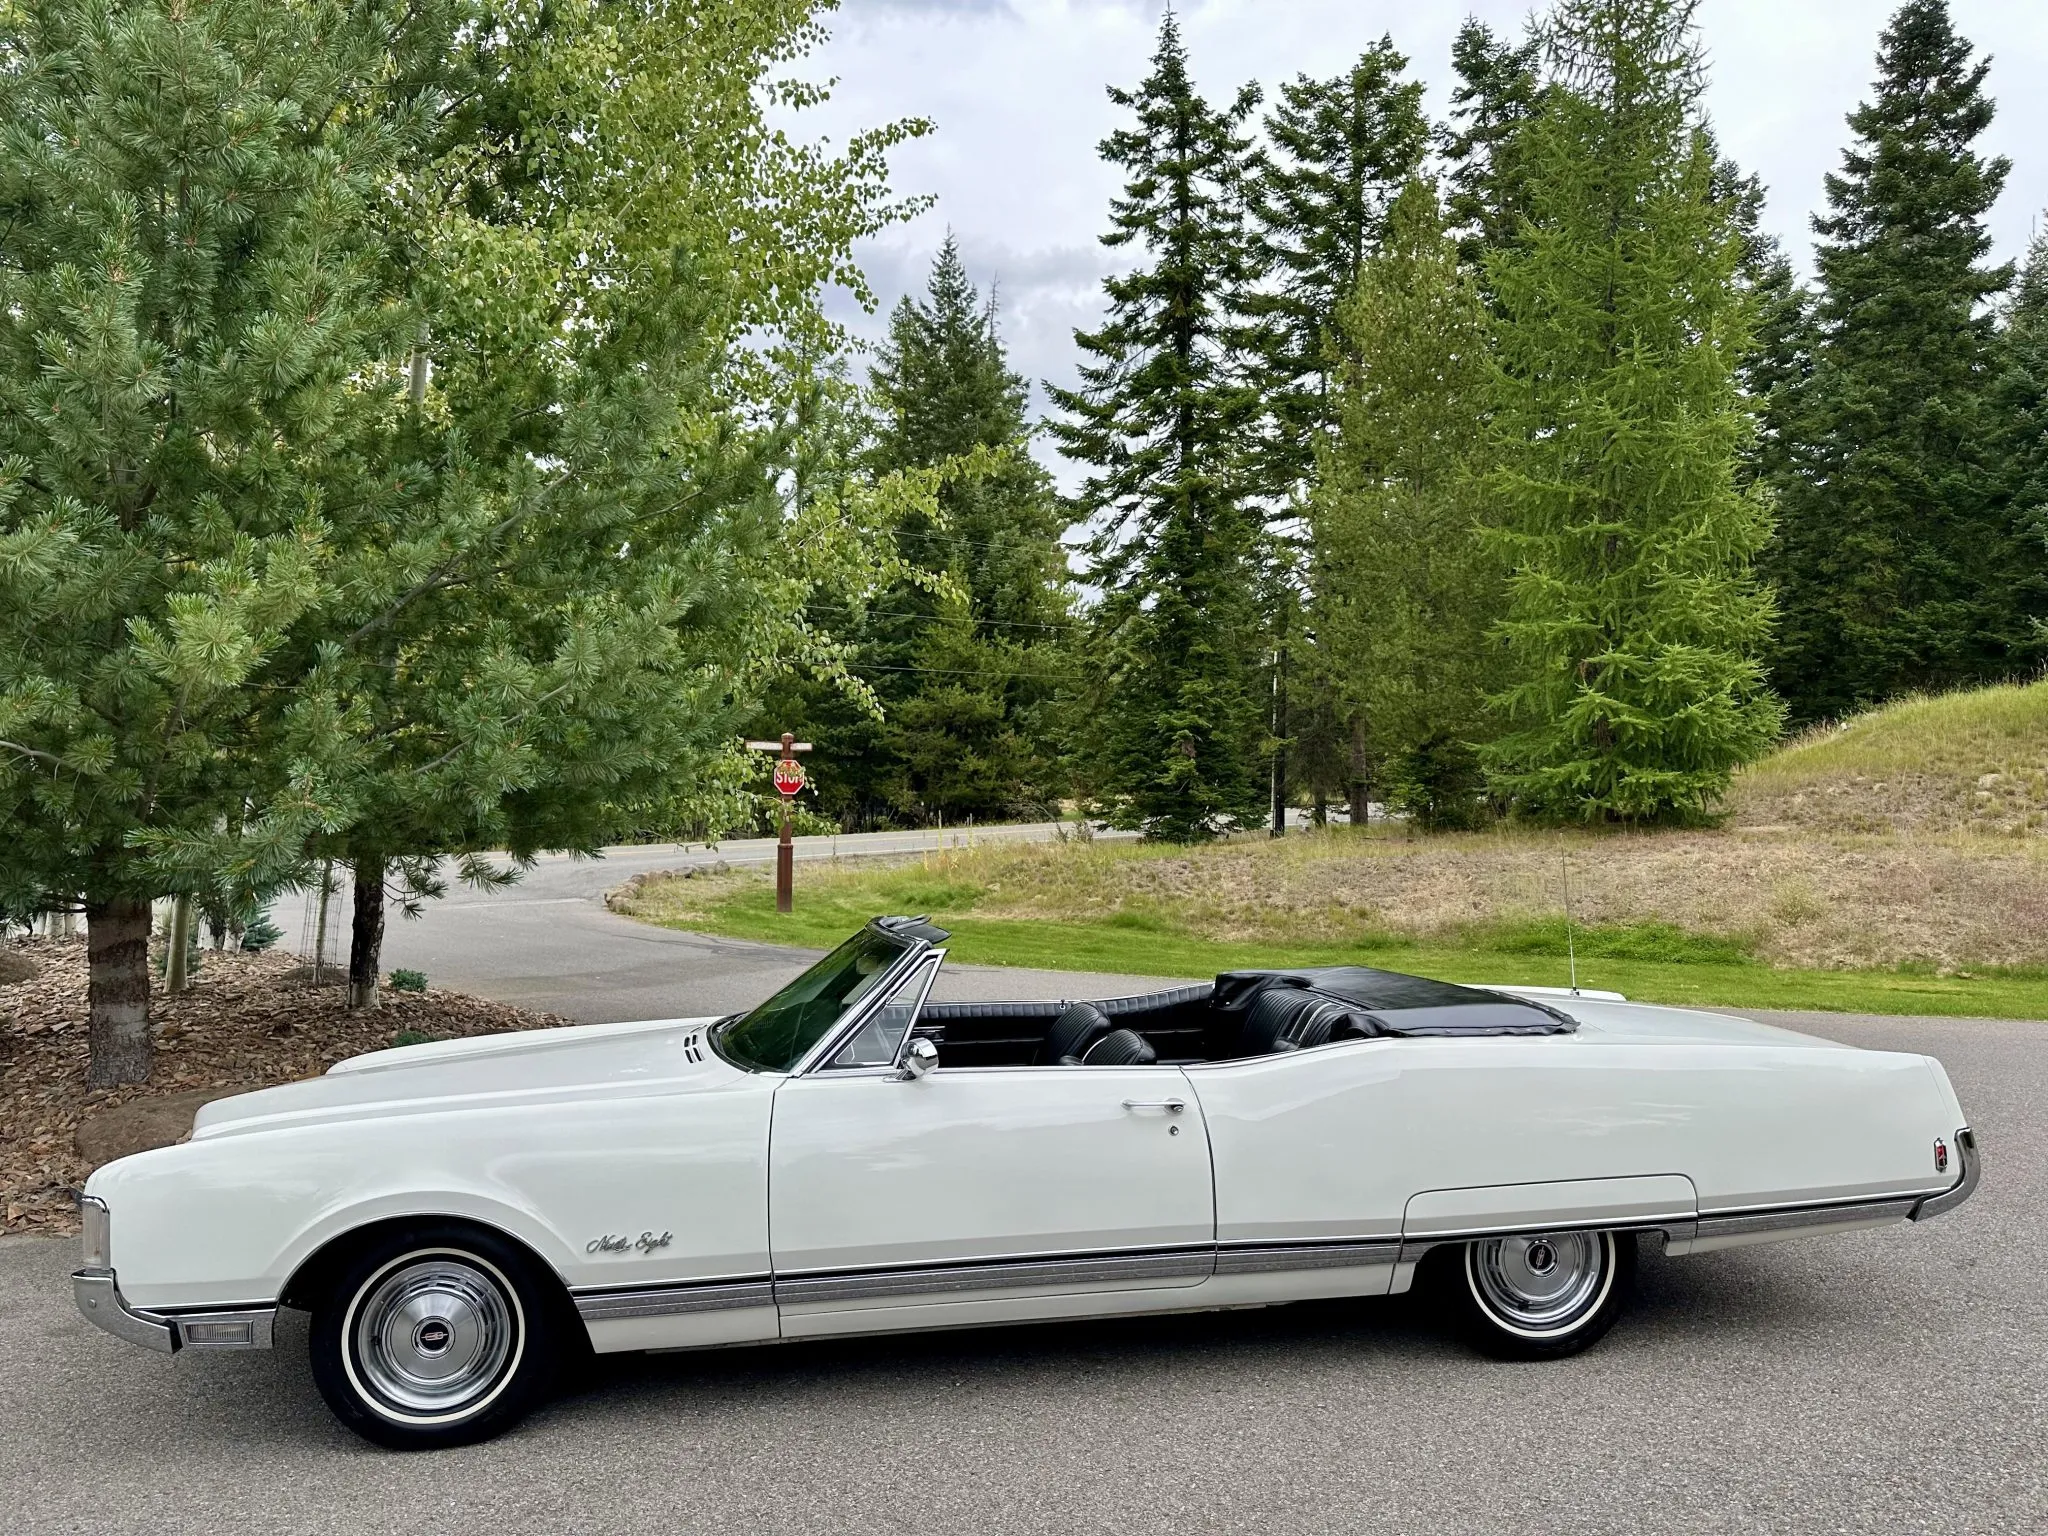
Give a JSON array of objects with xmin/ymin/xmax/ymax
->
[{"xmin": 1561, "ymin": 851, "xmax": 1579, "ymax": 996}]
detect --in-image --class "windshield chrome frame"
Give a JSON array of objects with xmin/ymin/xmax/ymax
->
[
  {"xmin": 782, "ymin": 923, "xmax": 944, "ymax": 1078},
  {"xmin": 799, "ymin": 950, "xmax": 946, "ymax": 1079}
]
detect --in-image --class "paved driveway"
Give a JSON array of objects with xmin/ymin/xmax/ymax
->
[
  {"xmin": 3, "ymin": 1008, "xmax": 2041, "ymax": 1535},
  {"xmin": 268, "ymin": 823, "xmax": 1150, "ymax": 1022}
]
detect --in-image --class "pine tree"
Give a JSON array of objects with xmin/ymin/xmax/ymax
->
[
  {"xmin": 770, "ymin": 238, "xmax": 1072, "ymax": 827},
  {"xmin": 1047, "ymin": 12, "xmax": 1268, "ymax": 840},
  {"xmin": 1440, "ymin": 18, "xmax": 1545, "ymax": 276},
  {"xmin": 1310, "ymin": 181, "xmax": 1503, "ymax": 828},
  {"xmin": 1994, "ymin": 235, "xmax": 2048, "ymax": 586},
  {"xmin": 1767, "ymin": 0, "xmax": 2034, "ymax": 721},
  {"xmin": 0, "ymin": 0, "xmax": 409, "ymax": 1081},
  {"xmin": 1250, "ymin": 39, "xmax": 1430, "ymax": 500},
  {"xmin": 1484, "ymin": 0, "xmax": 1781, "ymax": 822}
]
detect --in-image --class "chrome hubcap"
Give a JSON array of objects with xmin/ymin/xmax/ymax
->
[
  {"xmin": 352, "ymin": 1258, "xmax": 516, "ymax": 1416},
  {"xmin": 1468, "ymin": 1231, "xmax": 1611, "ymax": 1336}
]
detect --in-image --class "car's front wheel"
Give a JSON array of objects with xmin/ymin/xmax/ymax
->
[
  {"xmin": 1450, "ymin": 1229, "xmax": 1634, "ymax": 1360},
  {"xmin": 310, "ymin": 1223, "xmax": 565, "ymax": 1450}
]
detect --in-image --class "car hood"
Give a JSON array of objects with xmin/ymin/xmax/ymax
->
[{"xmin": 190, "ymin": 1015, "xmax": 744, "ymax": 1141}]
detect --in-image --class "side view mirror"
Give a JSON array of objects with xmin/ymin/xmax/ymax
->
[{"xmin": 894, "ymin": 1037, "xmax": 939, "ymax": 1082}]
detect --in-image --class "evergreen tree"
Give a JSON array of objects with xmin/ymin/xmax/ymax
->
[
  {"xmin": 1440, "ymin": 18, "xmax": 1544, "ymax": 276},
  {"xmin": 1047, "ymin": 12, "xmax": 1268, "ymax": 840},
  {"xmin": 1767, "ymin": 0, "xmax": 2033, "ymax": 720},
  {"xmin": 0, "ymin": 0, "xmax": 408, "ymax": 1081},
  {"xmin": 765, "ymin": 238, "xmax": 1073, "ymax": 827},
  {"xmin": 1250, "ymin": 39, "xmax": 1430, "ymax": 500},
  {"xmin": 1994, "ymin": 235, "xmax": 2048, "ymax": 579},
  {"xmin": 1310, "ymin": 181, "xmax": 1503, "ymax": 828},
  {"xmin": 1484, "ymin": 0, "xmax": 1781, "ymax": 822}
]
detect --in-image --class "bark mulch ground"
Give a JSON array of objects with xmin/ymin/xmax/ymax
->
[{"xmin": 0, "ymin": 936, "xmax": 571, "ymax": 1238}]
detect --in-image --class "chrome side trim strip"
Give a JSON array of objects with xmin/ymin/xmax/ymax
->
[
  {"xmin": 72, "ymin": 1269, "xmax": 176, "ymax": 1353},
  {"xmin": 1213, "ymin": 1239, "xmax": 1402, "ymax": 1275},
  {"xmin": 1910, "ymin": 1127, "xmax": 1979, "ymax": 1222},
  {"xmin": 1695, "ymin": 1197, "xmax": 1920, "ymax": 1240},
  {"xmin": 572, "ymin": 1279, "xmax": 774, "ymax": 1321},
  {"xmin": 775, "ymin": 1246, "xmax": 1216, "ymax": 1306}
]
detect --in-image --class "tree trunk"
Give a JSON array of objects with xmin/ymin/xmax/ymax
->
[
  {"xmin": 347, "ymin": 857, "xmax": 386, "ymax": 1012},
  {"xmin": 312, "ymin": 859, "xmax": 333, "ymax": 987},
  {"xmin": 1347, "ymin": 715, "xmax": 1372, "ymax": 828},
  {"xmin": 86, "ymin": 897, "xmax": 153, "ymax": 1086},
  {"xmin": 164, "ymin": 894, "xmax": 193, "ymax": 996}
]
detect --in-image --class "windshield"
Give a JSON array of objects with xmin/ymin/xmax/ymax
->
[{"xmin": 716, "ymin": 927, "xmax": 917, "ymax": 1072}]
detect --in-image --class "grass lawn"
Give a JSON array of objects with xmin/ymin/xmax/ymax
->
[{"xmin": 615, "ymin": 843, "xmax": 2048, "ymax": 1020}]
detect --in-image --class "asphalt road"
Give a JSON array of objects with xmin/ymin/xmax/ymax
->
[
  {"xmin": 268, "ymin": 823, "xmax": 1153, "ymax": 1022},
  {"xmin": 3, "ymin": 1007, "xmax": 2041, "ymax": 1535}
]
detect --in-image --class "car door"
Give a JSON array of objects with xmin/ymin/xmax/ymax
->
[{"xmin": 768, "ymin": 978, "xmax": 1215, "ymax": 1331}]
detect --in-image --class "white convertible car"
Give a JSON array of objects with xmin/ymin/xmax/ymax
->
[{"xmin": 75, "ymin": 916, "xmax": 1978, "ymax": 1449}]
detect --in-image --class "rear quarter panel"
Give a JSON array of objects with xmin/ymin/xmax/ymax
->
[{"xmin": 1187, "ymin": 1034, "xmax": 1956, "ymax": 1244}]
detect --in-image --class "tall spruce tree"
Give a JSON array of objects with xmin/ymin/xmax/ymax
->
[
  {"xmin": 1250, "ymin": 39, "xmax": 1430, "ymax": 500},
  {"xmin": 1047, "ymin": 12, "xmax": 1268, "ymax": 840},
  {"xmin": 0, "ymin": 0, "xmax": 407, "ymax": 1081},
  {"xmin": 1440, "ymin": 18, "xmax": 1544, "ymax": 277},
  {"xmin": 1310, "ymin": 181, "xmax": 1503, "ymax": 829},
  {"xmin": 1767, "ymin": 0, "xmax": 2033, "ymax": 720},
  {"xmin": 1994, "ymin": 235, "xmax": 2048, "ymax": 578},
  {"xmin": 1484, "ymin": 0, "xmax": 1781, "ymax": 823},
  {"xmin": 764, "ymin": 238, "xmax": 1072, "ymax": 827}
]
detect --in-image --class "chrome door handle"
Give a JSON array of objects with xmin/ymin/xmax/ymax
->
[{"xmin": 1122, "ymin": 1099, "xmax": 1185, "ymax": 1113}]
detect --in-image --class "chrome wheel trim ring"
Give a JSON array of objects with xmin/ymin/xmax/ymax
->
[
  {"xmin": 340, "ymin": 1249, "xmax": 526, "ymax": 1427},
  {"xmin": 1465, "ymin": 1231, "xmax": 1615, "ymax": 1340}
]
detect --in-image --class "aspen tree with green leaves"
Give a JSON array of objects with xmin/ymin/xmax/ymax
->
[{"xmin": 1483, "ymin": 0, "xmax": 1781, "ymax": 822}]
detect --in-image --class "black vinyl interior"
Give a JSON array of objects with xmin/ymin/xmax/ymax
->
[{"xmin": 915, "ymin": 967, "xmax": 1575, "ymax": 1069}]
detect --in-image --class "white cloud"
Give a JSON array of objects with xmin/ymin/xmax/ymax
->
[{"xmin": 800, "ymin": 0, "xmax": 2048, "ymax": 479}]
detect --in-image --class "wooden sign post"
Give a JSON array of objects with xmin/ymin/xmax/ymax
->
[{"xmin": 746, "ymin": 733, "xmax": 813, "ymax": 914}]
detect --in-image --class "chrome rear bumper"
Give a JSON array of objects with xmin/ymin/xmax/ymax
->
[
  {"xmin": 73, "ymin": 1269, "xmax": 275, "ymax": 1353},
  {"xmin": 1909, "ymin": 1127, "xmax": 1980, "ymax": 1222}
]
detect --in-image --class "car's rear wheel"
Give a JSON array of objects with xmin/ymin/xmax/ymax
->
[
  {"xmin": 1450, "ymin": 1229, "xmax": 1634, "ymax": 1360},
  {"xmin": 310, "ymin": 1223, "xmax": 564, "ymax": 1450}
]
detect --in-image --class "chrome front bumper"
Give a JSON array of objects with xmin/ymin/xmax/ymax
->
[{"xmin": 73, "ymin": 1269, "xmax": 275, "ymax": 1353}]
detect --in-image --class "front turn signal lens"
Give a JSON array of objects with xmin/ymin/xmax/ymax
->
[{"xmin": 79, "ymin": 1195, "xmax": 109, "ymax": 1269}]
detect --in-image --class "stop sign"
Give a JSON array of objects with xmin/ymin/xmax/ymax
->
[{"xmin": 772, "ymin": 757, "xmax": 806, "ymax": 796}]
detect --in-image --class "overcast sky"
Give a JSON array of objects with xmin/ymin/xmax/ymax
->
[{"xmin": 793, "ymin": 0, "xmax": 2048, "ymax": 452}]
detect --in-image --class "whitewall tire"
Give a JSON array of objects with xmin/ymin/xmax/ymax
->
[
  {"xmin": 310, "ymin": 1223, "xmax": 565, "ymax": 1450},
  {"xmin": 1451, "ymin": 1229, "xmax": 1634, "ymax": 1360}
]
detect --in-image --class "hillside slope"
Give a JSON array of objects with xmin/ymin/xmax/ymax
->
[{"xmin": 1732, "ymin": 679, "xmax": 2048, "ymax": 835}]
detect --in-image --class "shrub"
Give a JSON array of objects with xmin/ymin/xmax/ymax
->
[{"xmin": 387, "ymin": 969, "xmax": 428, "ymax": 993}]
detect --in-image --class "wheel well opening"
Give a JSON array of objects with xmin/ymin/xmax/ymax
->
[{"xmin": 279, "ymin": 1215, "xmax": 566, "ymax": 1316}]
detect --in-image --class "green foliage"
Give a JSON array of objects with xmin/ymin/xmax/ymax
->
[
  {"xmin": 1482, "ymin": 0, "xmax": 1781, "ymax": 823},
  {"xmin": 0, "ymin": 0, "xmax": 408, "ymax": 929},
  {"xmin": 1993, "ymin": 235, "xmax": 2048, "ymax": 581},
  {"xmin": 1765, "ymin": 0, "xmax": 2039, "ymax": 722},
  {"xmin": 1047, "ymin": 13, "xmax": 1270, "ymax": 841},
  {"xmin": 1440, "ymin": 18, "xmax": 1544, "ymax": 278},
  {"xmin": 1310, "ymin": 181, "xmax": 1504, "ymax": 829},
  {"xmin": 763, "ymin": 239, "xmax": 1074, "ymax": 829},
  {"xmin": 1248, "ymin": 38, "xmax": 1430, "ymax": 500},
  {"xmin": 386, "ymin": 968, "xmax": 428, "ymax": 993},
  {"xmin": 238, "ymin": 913, "xmax": 284, "ymax": 953},
  {"xmin": 305, "ymin": 0, "xmax": 935, "ymax": 883}
]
